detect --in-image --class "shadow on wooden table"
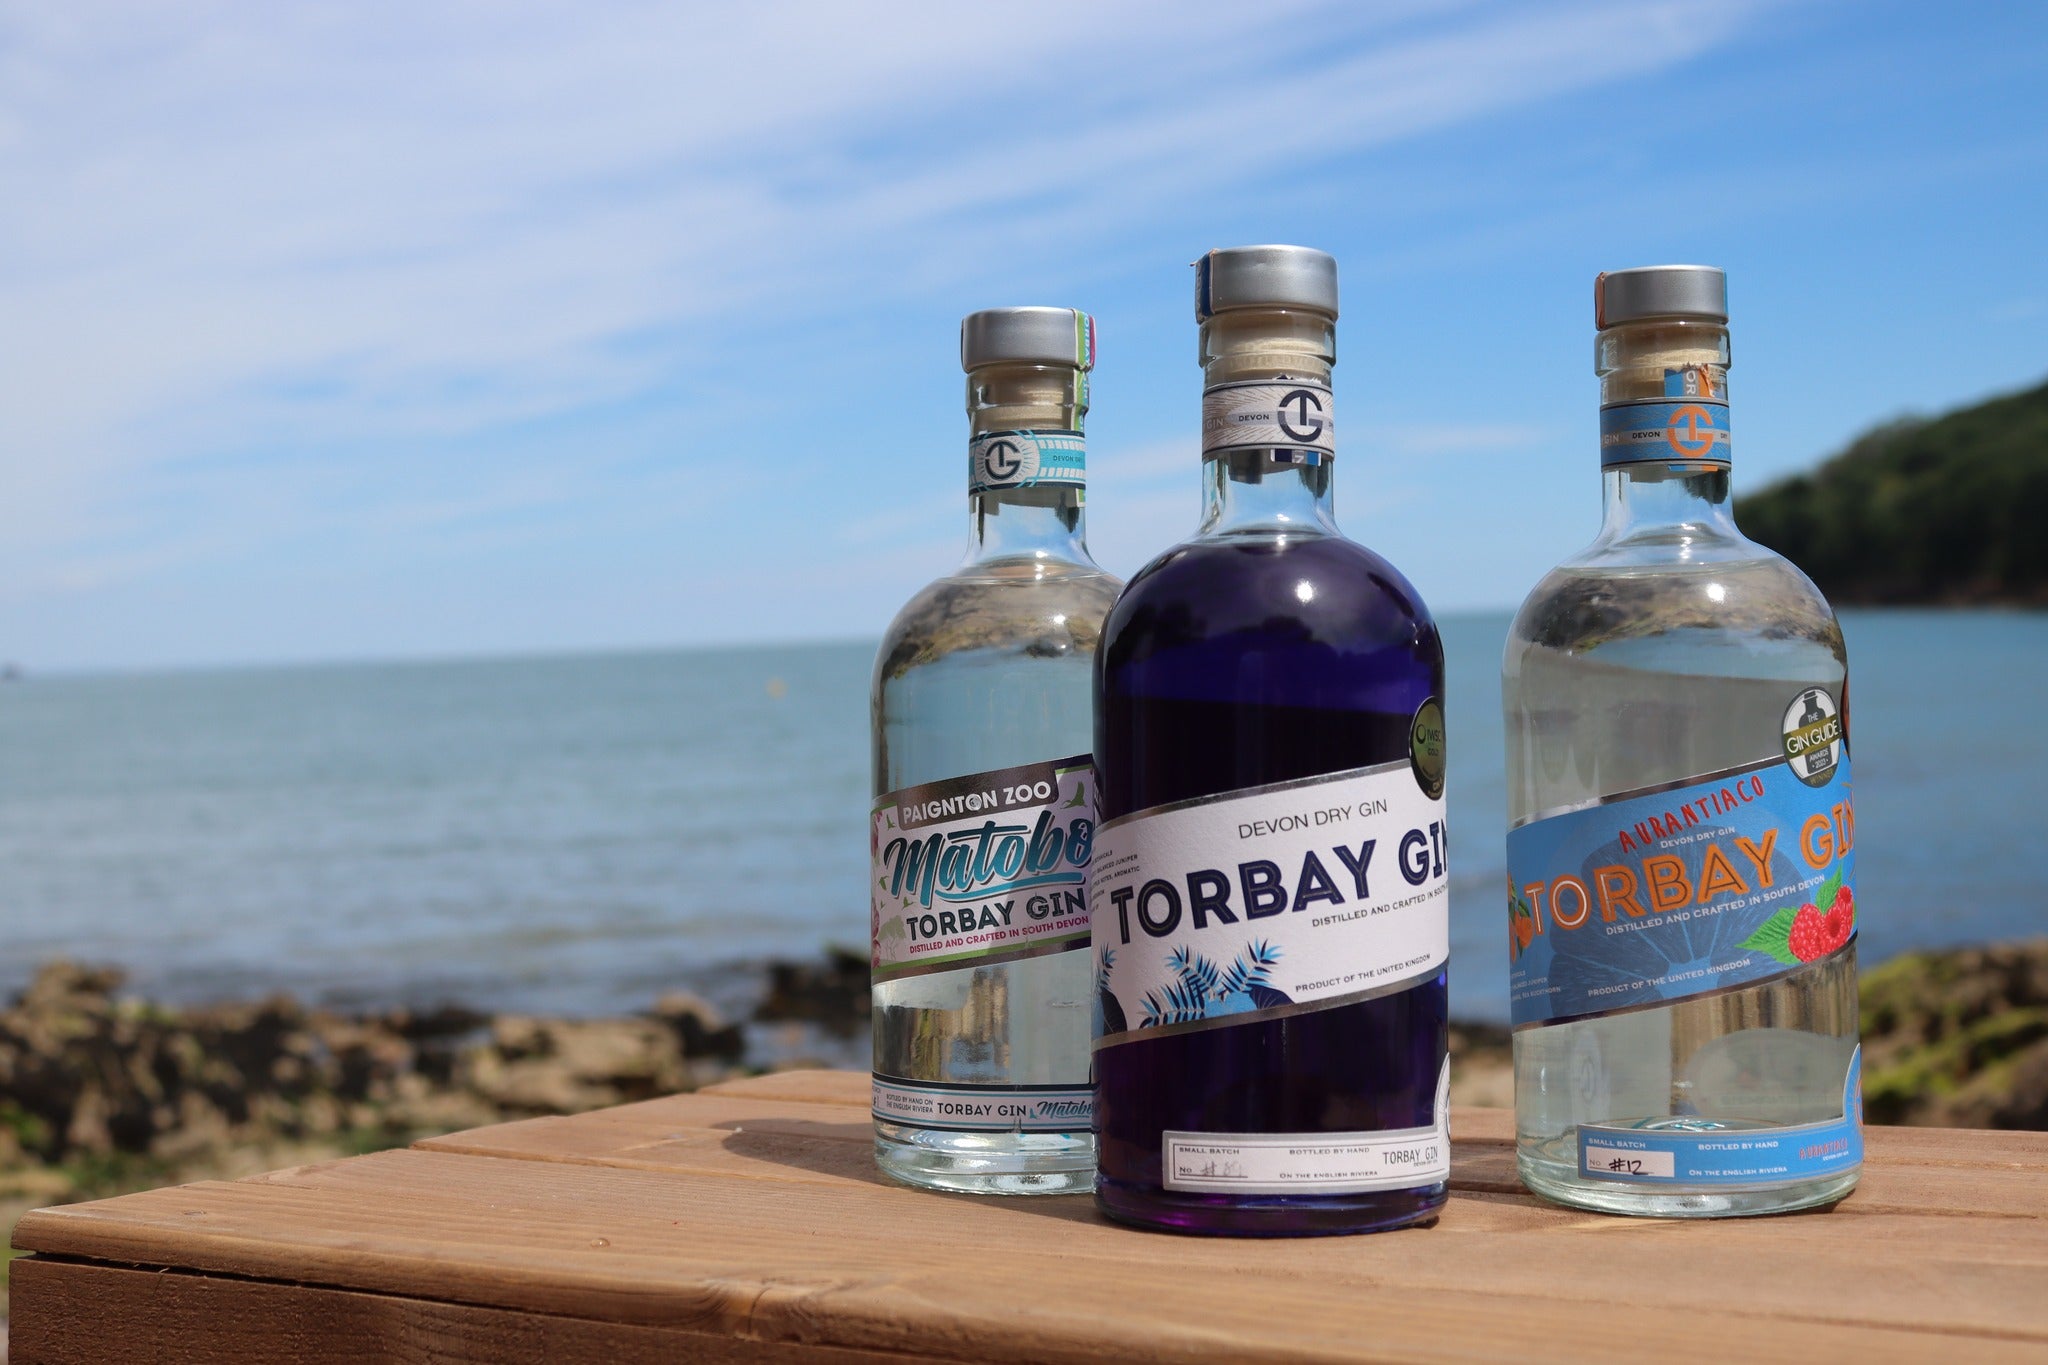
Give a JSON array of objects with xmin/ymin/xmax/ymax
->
[{"xmin": 709, "ymin": 1116, "xmax": 1109, "ymax": 1223}]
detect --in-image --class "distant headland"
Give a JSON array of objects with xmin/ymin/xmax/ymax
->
[{"xmin": 1738, "ymin": 375, "xmax": 2048, "ymax": 605}]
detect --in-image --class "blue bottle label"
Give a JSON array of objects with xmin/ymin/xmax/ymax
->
[
  {"xmin": 1599, "ymin": 364, "xmax": 1732, "ymax": 469},
  {"xmin": 1507, "ymin": 688, "xmax": 1854, "ymax": 1029},
  {"xmin": 1599, "ymin": 400, "xmax": 1730, "ymax": 468},
  {"xmin": 1577, "ymin": 1047, "xmax": 1863, "ymax": 1186}
]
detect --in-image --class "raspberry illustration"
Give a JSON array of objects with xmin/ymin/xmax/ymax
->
[
  {"xmin": 1821, "ymin": 886, "xmax": 1856, "ymax": 952},
  {"xmin": 1787, "ymin": 904, "xmax": 1829, "ymax": 962}
]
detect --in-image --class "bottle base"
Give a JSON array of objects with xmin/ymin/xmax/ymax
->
[
  {"xmin": 1095, "ymin": 1175, "xmax": 1446, "ymax": 1237},
  {"xmin": 1518, "ymin": 1143, "xmax": 1860, "ymax": 1218},
  {"xmin": 873, "ymin": 1121, "xmax": 1093, "ymax": 1196}
]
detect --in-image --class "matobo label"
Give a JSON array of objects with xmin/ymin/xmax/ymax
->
[
  {"xmin": 873, "ymin": 1076, "xmax": 1092, "ymax": 1133},
  {"xmin": 1202, "ymin": 381, "xmax": 1335, "ymax": 458},
  {"xmin": 1507, "ymin": 690, "xmax": 1856, "ymax": 1029},
  {"xmin": 969, "ymin": 429, "xmax": 1085, "ymax": 495},
  {"xmin": 871, "ymin": 757, "xmax": 1094, "ymax": 981},
  {"xmin": 1090, "ymin": 760, "xmax": 1448, "ymax": 1048}
]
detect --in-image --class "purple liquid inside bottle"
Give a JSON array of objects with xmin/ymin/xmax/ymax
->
[{"xmin": 1090, "ymin": 247, "xmax": 1449, "ymax": 1236}]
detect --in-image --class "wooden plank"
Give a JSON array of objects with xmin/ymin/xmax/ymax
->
[
  {"xmin": 13, "ymin": 1236, "xmax": 2041, "ymax": 1365},
  {"xmin": 14, "ymin": 1144, "xmax": 2047, "ymax": 1358},
  {"xmin": 700, "ymin": 1069, "xmax": 872, "ymax": 1107},
  {"xmin": 577, "ymin": 1074, "xmax": 2048, "ymax": 1170},
  {"xmin": 415, "ymin": 1092, "xmax": 2045, "ymax": 1220},
  {"xmin": 6, "ymin": 1258, "xmax": 950, "ymax": 1365},
  {"xmin": 415, "ymin": 1093, "xmax": 881, "ymax": 1187},
  {"xmin": 13, "ymin": 1087, "xmax": 2048, "ymax": 1362}
]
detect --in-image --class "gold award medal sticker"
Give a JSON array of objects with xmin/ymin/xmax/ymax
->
[{"xmin": 1409, "ymin": 697, "xmax": 1446, "ymax": 799}]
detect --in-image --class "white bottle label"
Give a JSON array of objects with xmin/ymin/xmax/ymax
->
[
  {"xmin": 1163, "ymin": 1060, "xmax": 1451, "ymax": 1193},
  {"xmin": 872, "ymin": 1077, "xmax": 1093, "ymax": 1133},
  {"xmin": 871, "ymin": 756, "xmax": 1095, "ymax": 980},
  {"xmin": 1090, "ymin": 760, "xmax": 1448, "ymax": 1047},
  {"xmin": 1201, "ymin": 381, "xmax": 1335, "ymax": 457}
]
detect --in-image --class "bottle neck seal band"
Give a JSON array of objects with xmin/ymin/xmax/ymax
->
[
  {"xmin": 969, "ymin": 429, "xmax": 1085, "ymax": 496},
  {"xmin": 1599, "ymin": 365, "xmax": 1730, "ymax": 471},
  {"xmin": 1202, "ymin": 380, "xmax": 1334, "ymax": 461}
]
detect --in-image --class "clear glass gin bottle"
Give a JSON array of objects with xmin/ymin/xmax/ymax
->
[
  {"xmin": 870, "ymin": 308, "xmax": 1120, "ymax": 1194},
  {"xmin": 1503, "ymin": 266, "xmax": 1861, "ymax": 1217}
]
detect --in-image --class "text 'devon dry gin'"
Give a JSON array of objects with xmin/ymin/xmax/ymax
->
[
  {"xmin": 869, "ymin": 308, "xmax": 1120, "ymax": 1194},
  {"xmin": 1502, "ymin": 266, "xmax": 1861, "ymax": 1216},
  {"xmin": 1091, "ymin": 246, "xmax": 1451, "ymax": 1235}
]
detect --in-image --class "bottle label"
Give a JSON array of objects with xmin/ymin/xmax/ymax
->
[
  {"xmin": 1090, "ymin": 759, "xmax": 1448, "ymax": 1048},
  {"xmin": 870, "ymin": 756, "xmax": 1095, "ymax": 981},
  {"xmin": 872, "ymin": 1076, "xmax": 1093, "ymax": 1133},
  {"xmin": 1163, "ymin": 1059, "xmax": 1451, "ymax": 1194},
  {"xmin": 1577, "ymin": 1047, "xmax": 1863, "ymax": 1186},
  {"xmin": 969, "ymin": 429, "xmax": 1086, "ymax": 495},
  {"xmin": 1202, "ymin": 381, "xmax": 1335, "ymax": 459},
  {"xmin": 1599, "ymin": 366, "xmax": 1731, "ymax": 469},
  {"xmin": 1506, "ymin": 688, "xmax": 1855, "ymax": 1029}
]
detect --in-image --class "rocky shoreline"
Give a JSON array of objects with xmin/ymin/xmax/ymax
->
[{"xmin": 1, "ymin": 939, "xmax": 2042, "ymax": 1301}]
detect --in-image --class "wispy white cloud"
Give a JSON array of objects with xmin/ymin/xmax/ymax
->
[{"xmin": 0, "ymin": 0, "xmax": 1776, "ymax": 653}]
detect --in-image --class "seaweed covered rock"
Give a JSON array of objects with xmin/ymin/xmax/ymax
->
[
  {"xmin": 1861, "ymin": 940, "xmax": 2048, "ymax": 1128},
  {"xmin": 0, "ymin": 960, "xmax": 761, "ymax": 1176},
  {"xmin": 756, "ymin": 947, "xmax": 870, "ymax": 1035}
]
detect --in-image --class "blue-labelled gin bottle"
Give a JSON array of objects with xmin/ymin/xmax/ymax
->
[
  {"xmin": 870, "ymin": 308, "xmax": 1120, "ymax": 1194},
  {"xmin": 1503, "ymin": 266, "xmax": 1861, "ymax": 1217},
  {"xmin": 1092, "ymin": 247, "xmax": 1451, "ymax": 1236}
]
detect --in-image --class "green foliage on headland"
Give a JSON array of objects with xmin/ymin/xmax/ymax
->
[{"xmin": 1738, "ymin": 375, "xmax": 2048, "ymax": 604}]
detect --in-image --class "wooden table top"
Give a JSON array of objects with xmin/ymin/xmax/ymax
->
[{"xmin": 10, "ymin": 1069, "xmax": 2048, "ymax": 1363}]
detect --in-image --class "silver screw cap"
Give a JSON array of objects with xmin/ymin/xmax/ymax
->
[
  {"xmin": 1195, "ymin": 245, "xmax": 1339, "ymax": 321},
  {"xmin": 960, "ymin": 307, "xmax": 1096, "ymax": 372},
  {"xmin": 1595, "ymin": 265, "xmax": 1728, "ymax": 328}
]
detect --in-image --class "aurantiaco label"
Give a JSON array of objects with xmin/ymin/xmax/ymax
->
[
  {"xmin": 1201, "ymin": 381, "xmax": 1335, "ymax": 458},
  {"xmin": 870, "ymin": 756, "xmax": 1094, "ymax": 982},
  {"xmin": 1578, "ymin": 1048, "xmax": 1863, "ymax": 1186},
  {"xmin": 968, "ymin": 429, "xmax": 1086, "ymax": 495},
  {"xmin": 1506, "ymin": 688, "xmax": 1855, "ymax": 1030},
  {"xmin": 872, "ymin": 1076, "xmax": 1093, "ymax": 1134},
  {"xmin": 1089, "ymin": 759, "xmax": 1448, "ymax": 1047},
  {"xmin": 1163, "ymin": 1060, "xmax": 1451, "ymax": 1194}
]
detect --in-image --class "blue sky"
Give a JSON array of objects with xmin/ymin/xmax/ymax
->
[{"xmin": 2, "ymin": 1, "xmax": 2044, "ymax": 671}]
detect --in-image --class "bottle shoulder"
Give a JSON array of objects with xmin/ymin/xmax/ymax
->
[
  {"xmin": 1506, "ymin": 539, "xmax": 1844, "ymax": 677},
  {"xmin": 875, "ymin": 559, "xmax": 1122, "ymax": 687},
  {"xmin": 1106, "ymin": 532, "xmax": 1438, "ymax": 671}
]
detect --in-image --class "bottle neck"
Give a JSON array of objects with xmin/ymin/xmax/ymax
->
[
  {"xmin": 1593, "ymin": 318, "xmax": 1741, "ymax": 553},
  {"xmin": 1597, "ymin": 465, "xmax": 1737, "ymax": 544},
  {"xmin": 1195, "ymin": 308, "xmax": 1340, "ymax": 538},
  {"xmin": 964, "ymin": 362, "xmax": 1093, "ymax": 568}
]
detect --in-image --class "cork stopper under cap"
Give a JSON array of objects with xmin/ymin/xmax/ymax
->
[
  {"xmin": 1195, "ymin": 245, "xmax": 1339, "ymax": 321},
  {"xmin": 960, "ymin": 307, "xmax": 1097, "ymax": 372},
  {"xmin": 1595, "ymin": 265, "xmax": 1728, "ymax": 328}
]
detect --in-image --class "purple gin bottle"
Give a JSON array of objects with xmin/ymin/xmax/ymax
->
[{"xmin": 1090, "ymin": 246, "xmax": 1451, "ymax": 1236}]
